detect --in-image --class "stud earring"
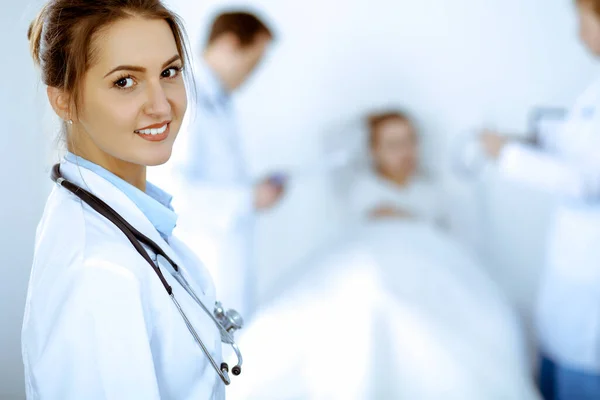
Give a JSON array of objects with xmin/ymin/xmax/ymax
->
[{"xmin": 67, "ymin": 119, "xmax": 73, "ymax": 125}]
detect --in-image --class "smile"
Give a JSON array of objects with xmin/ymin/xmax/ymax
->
[{"xmin": 134, "ymin": 122, "xmax": 170, "ymax": 142}]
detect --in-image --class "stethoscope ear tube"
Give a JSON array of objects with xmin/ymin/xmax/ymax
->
[
  {"xmin": 171, "ymin": 272, "xmax": 244, "ymax": 376},
  {"xmin": 171, "ymin": 294, "xmax": 232, "ymax": 385}
]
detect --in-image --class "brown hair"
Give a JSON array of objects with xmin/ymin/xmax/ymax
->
[
  {"xmin": 27, "ymin": 0, "xmax": 192, "ymax": 116},
  {"xmin": 207, "ymin": 11, "xmax": 273, "ymax": 47},
  {"xmin": 578, "ymin": 0, "xmax": 600, "ymax": 16},
  {"xmin": 366, "ymin": 110, "xmax": 414, "ymax": 147}
]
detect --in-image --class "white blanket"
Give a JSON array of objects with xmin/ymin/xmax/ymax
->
[{"xmin": 227, "ymin": 221, "xmax": 540, "ymax": 400}]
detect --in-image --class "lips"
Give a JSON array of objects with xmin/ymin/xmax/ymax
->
[{"xmin": 135, "ymin": 122, "xmax": 171, "ymax": 142}]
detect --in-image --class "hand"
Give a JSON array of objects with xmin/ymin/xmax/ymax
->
[
  {"xmin": 480, "ymin": 130, "xmax": 509, "ymax": 160},
  {"xmin": 369, "ymin": 205, "xmax": 413, "ymax": 219},
  {"xmin": 254, "ymin": 177, "xmax": 285, "ymax": 210}
]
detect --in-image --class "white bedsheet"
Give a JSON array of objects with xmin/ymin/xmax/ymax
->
[{"xmin": 227, "ymin": 221, "xmax": 540, "ymax": 400}]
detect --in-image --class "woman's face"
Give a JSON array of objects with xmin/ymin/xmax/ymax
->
[
  {"xmin": 577, "ymin": 1, "xmax": 600, "ymax": 56},
  {"xmin": 68, "ymin": 17, "xmax": 187, "ymax": 174},
  {"xmin": 371, "ymin": 119, "xmax": 418, "ymax": 181}
]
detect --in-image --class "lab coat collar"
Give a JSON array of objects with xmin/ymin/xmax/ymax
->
[
  {"xmin": 64, "ymin": 152, "xmax": 177, "ymax": 239},
  {"xmin": 57, "ymin": 159, "xmax": 185, "ymax": 273}
]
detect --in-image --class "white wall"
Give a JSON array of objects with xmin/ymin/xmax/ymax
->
[
  {"xmin": 1, "ymin": 1, "xmax": 50, "ymax": 398},
  {"xmin": 1, "ymin": 0, "xmax": 596, "ymax": 397}
]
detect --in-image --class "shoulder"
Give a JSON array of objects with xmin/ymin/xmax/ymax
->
[
  {"xmin": 28, "ymin": 189, "xmax": 157, "ymax": 338},
  {"xmin": 34, "ymin": 186, "xmax": 86, "ymax": 263},
  {"xmin": 33, "ymin": 187, "xmax": 152, "ymax": 287}
]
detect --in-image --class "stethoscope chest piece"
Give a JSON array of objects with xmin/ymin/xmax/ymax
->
[{"xmin": 214, "ymin": 302, "xmax": 244, "ymax": 340}]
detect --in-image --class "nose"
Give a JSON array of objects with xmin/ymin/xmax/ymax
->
[{"xmin": 144, "ymin": 81, "xmax": 171, "ymax": 118}]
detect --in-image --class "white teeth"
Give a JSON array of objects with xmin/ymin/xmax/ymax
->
[{"xmin": 135, "ymin": 123, "xmax": 168, "ymax": 135}]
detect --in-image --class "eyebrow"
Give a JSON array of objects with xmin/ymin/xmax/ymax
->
[{"xmin": 103, "ymin": 54, "xmax": 182, "ymax": 78}]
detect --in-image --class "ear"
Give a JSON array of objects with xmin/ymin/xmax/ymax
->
[{"xmin": 47, "ymin": 86, "xmax": 72, "ymax": 121}]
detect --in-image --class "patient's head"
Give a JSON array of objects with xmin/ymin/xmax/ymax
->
[{"xmin": 367, "ymin": 111, "xmax": 418, "ymax": 185}]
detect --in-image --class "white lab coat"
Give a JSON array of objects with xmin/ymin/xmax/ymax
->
[
  {"xmin": 150, "ymin": 60, "xmax": 255, "ymax": 320},
  {"xmin": 497, "ymin": 75, "xmax": 600, "ymax": 372},
  {"xmin": 22, "ymin": 160, "xmax": 225, "ymax": 399}
]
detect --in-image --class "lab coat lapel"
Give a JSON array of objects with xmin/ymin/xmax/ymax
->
[{"xmin": 58, "ymin": 160, "xmax": 186, "ymax": 273}]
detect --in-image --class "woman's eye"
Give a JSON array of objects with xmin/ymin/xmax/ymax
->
[
  {"xmin": 162, "ymin": 67, "xmax": 180, "ymax": 78},
  {"xmin": 115, "ymin": 77, "xmax": 135, "ymax": 89}
]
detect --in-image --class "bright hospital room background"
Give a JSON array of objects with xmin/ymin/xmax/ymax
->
[{"xmin": 0, "ymin": 0, "xmax": 597, "ymax": 398}]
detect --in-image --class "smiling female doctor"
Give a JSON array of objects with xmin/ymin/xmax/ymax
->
[
  {"xmin": 21, "ymin": 1, "xmax": 238, "ymax": 399},
  {"xmin": 481, "ymin": 1, "xmax": 600, "ymax": 398}
]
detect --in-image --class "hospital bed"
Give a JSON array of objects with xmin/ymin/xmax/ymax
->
[
  {"xmin": 227, "ymin": 220, "xmax": 540, "ymax": 399},
  {"xmin": 223, "ymin": 113, "xmax": 551, "ymax": 399}
]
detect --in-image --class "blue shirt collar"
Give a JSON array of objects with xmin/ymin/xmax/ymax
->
[{"xmin": 64, "ymin": 152, "xmax": 178, "ymax": 240}]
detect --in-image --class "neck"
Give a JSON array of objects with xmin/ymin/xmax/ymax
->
[
  {"xmin": 69, "ymin": 147, "xmax": 146, "ymax": 192},
  {"xmin": 117, "ymin": 165, "xmax": 146, "ymax": 192}
]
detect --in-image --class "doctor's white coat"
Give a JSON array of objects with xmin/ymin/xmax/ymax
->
[
  {"xmin": 497, "ymin": 76, "xmax": 600, "ymax": 372},
  {"xmin": 22, "ymin": 160, "xmax": 225, "ymax": 400}
]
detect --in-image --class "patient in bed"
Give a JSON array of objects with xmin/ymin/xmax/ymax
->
[
  {"xmin": 226, "ymin": 111, "xmax": 539, "ymax": 400},
  {"xmin": 349, "ymin": 110, "xmax": 442, "ymax": 225}
]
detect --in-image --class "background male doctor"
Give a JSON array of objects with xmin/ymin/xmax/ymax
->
[{"xmin": 153, "ymin": 10, "xmax": 285, "ymax": 321}]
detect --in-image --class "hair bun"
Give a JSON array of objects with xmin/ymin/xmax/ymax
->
[{"xmin": 27, "ymin": 21, "xmax": 34, "ymax": 41}]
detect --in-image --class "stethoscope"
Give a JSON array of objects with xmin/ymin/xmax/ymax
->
[{"xmin": 51, "ymin": 164, "xmax": 243, "ymax": 385}]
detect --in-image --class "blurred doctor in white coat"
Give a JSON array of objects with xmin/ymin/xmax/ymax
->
[
  {"xmin": 481, "ymin": 1, "xmax": 600, "ymax": 397},
  {"xmin": 153, "ymin": 11, "xmax": 285, "ymax": 321}
]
